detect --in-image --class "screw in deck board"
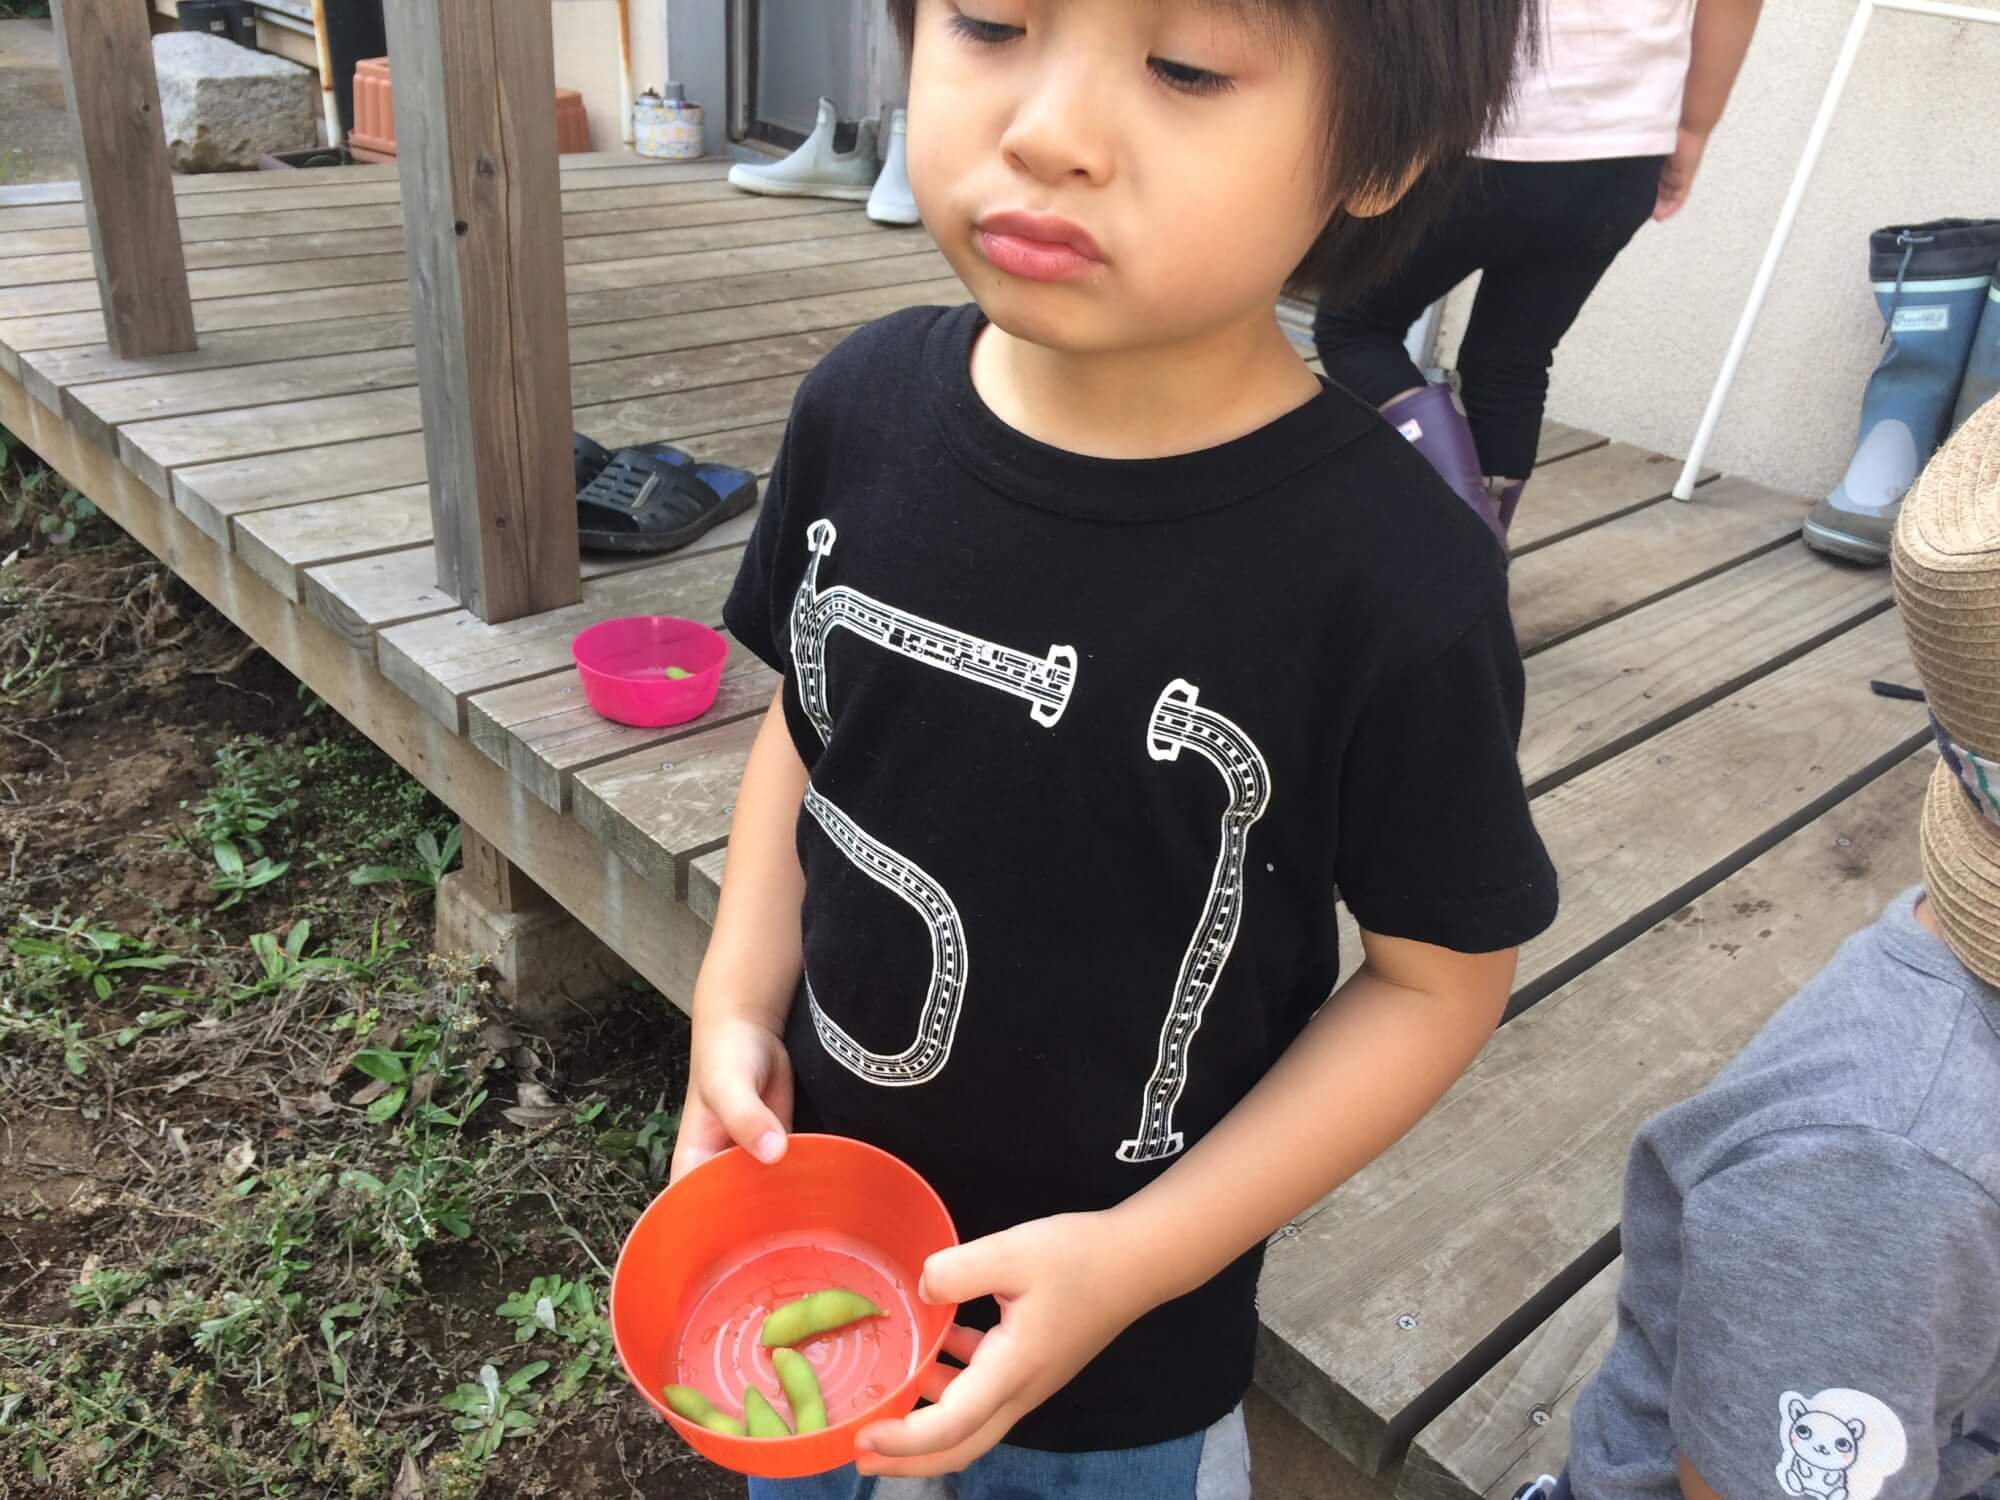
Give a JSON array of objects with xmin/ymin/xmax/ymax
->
[
  {"xmin": 1397, "ymin": 1313, "xmax": 1418, "ymax": 1331},
  {"xmin": 1531, "ymin": 1406, "xmax": 1552, "ymax": 1426}
]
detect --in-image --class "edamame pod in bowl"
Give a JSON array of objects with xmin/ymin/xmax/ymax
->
[
  {"xmin": 743, "ymin": 1385, "xmax": 792, "ymax": 1438},
  {"xmin": 663, "ymin": 1384, "xmax": 748, "ymax": 1437},
  {"xmin": 759, "ymin": 1287, "xmax": 886, "ymax": 1349},
  {"xmin": 771, "ymin": 1348, "xmax": 828, "ymax": 1433}
]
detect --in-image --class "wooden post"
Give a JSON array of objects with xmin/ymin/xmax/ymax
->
[
  {"xmin": 385, "ymin": 0, "xmax": 580, "ymax": 624},
  {"xmin": 49, "ymin": 0, "xmax": 197, "ymax": 360}
]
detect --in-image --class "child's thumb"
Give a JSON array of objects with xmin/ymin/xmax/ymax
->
[{"xmin": 712, "ymin": 1076, "xmax": 787, "ymax": 1165}]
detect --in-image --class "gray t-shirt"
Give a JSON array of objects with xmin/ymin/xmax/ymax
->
[{"xmin": 1568, "ymin": 888, "xmax": 2000, "ymax": 1500}]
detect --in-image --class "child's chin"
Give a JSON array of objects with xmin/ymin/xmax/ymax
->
[{"xmin": 975, "ymin": 284, "xmax": 1124, "ymax": 354}]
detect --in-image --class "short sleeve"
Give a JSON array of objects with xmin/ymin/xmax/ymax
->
[
  {"xmin": 1669, "ymin": 1128, "xmax": 2000, "ymax": 1500},
  {"xmin": 1333, "ymin": 599, "xmax": 1556, "ymax": 953},
  {"xmin": 722, "ymin": 414, "xmax": 797, "ymax": 674}
]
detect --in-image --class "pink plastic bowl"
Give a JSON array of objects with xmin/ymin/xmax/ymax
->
[{"xmin": 571, "ymin": 616, "xmax": 728, "ymax": 728}]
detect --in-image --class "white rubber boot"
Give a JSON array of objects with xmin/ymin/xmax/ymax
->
[
  {"xmin": 867, "ymin": 109, "xmax": 920, "ymax": 226},
  {"xmin": 727, "ymin": 98, "xmax": 879, "ymax": 202}
]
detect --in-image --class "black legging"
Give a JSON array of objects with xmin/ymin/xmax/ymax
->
[{"xmin": 1314, "ymin": 155, "xmax": 1663, "ymax": 479}]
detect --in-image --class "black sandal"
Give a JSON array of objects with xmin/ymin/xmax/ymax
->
[{"xmin": 576, "ymin": 448, "xmax": 759, "ymax": 555}]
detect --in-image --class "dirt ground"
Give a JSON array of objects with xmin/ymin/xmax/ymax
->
[
  {"xmin": 0, "ymin": 15, "xmax": 75, "ymax": 186},
  {"xmin": 0, "ymin": 437, "xmax": 743, "ymax": 1495}
]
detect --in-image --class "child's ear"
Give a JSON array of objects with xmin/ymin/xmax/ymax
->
[{"xmin": 1344, "ymin": 160, "xmax": 1428, "ymax": 220}]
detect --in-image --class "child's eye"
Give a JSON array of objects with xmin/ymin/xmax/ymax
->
[
  {"xmin": 947, "ymin": 13, "xmax": 1024, "ymax": 45},
  {"xmin": 1149, "ymin": 57, "xmax": 1233, "ymax": 97}
]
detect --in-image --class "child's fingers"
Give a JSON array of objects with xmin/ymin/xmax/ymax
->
[
  {"xmin": 941, "ymin": 1324, "xmax": 986, "ymax": 1364},
  {"xmin": 918, "ymin": 1361, "xmax": 961, "ymax": 1404},
  {"xmin": 916, "ymin": 1323, "xmax": 986, "ymax": 1399},
  {"xmin": 919, "ymin": 1232, "xmax": 1022, "ymax": 1305},
  {"xmin": 858, "ymin": 1330, "xmax": 1025, "ymax": 1458},
  {"xmin": 708, "ymin": 1072, "xmax": 787, "ymax": 1164}
]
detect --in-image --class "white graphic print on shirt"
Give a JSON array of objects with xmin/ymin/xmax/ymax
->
[
  {"xmin": 788, "ymin": 519, "xmax": 1076, "ymax": 1087},
  {"xmin": 1776, "ymin": 1390, "xmax": 1909, "ymax": 1500},
  {"xmin": 1117, "ymin": 680, "xmax": 1272, "ymax": 1163},
  {"xmin": 788, "ymin": 519, "xmax": 1272, "ymax": 1159}
]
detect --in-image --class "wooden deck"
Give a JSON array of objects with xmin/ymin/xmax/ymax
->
[{"xmin": 0, "ymin": 159, "xmax": 1932, "ymax": 1500}]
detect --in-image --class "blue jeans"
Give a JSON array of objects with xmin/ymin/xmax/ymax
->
[{"xmin": 745, "ymin": 1405, "xmax": 1250, "ymax": 1500}]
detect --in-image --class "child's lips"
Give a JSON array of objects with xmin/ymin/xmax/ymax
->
[{"xmin": 974, "ymin": 211, "xmax": 1105, "ymax": 282}]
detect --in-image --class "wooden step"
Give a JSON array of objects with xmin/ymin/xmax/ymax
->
[{"xmin": 1256, "ymin": 737, "xmax": 1929, "ymax": 1475}]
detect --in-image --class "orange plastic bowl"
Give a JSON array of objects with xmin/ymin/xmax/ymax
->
[{"xmin": 610, "ymin": 1134, "xmax": 960, "ymax": 1478}]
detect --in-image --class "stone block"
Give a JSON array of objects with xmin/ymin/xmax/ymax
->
[
  {"xmin": 435, "ymin": 869, "xmax": 638, "ymax": 1029},
  {"xmin": 152, "ymin": 31, "xmax": 316, "ymax": 172}
]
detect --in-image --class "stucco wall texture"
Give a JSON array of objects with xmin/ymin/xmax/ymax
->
[{"xmin": 1436, "ymin": 1, "xmax": 2000, "ymax": 501}]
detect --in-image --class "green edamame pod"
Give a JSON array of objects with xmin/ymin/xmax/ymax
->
[
  {"xmin": 744, "ymin": 1384, "xmax": 791, "ymax": 1439},
  {"xmin": 771, "ymin": 1348, "xmax": 827, "ymax": 1433},
  {"xmin": 663, "ymin": 1384, "xmax": 748, "ymax": 1437},
  {"xmin": 759, "ymin": 1287, "xmax": 886, "ymax": 1349}
]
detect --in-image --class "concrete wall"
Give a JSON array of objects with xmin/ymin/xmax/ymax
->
[
  {"xmin": 1436, "ymin": 2, "xmax": 2000, "ymax": 500},
  {"xmin": 551, "ymin": 0, "xmax": 668, "ymax": 155}
]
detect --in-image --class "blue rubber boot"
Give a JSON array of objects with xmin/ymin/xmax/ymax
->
[
  {"xmin": 1807, "ymin": 220, "xmax": 2000, "ymax": 565},
  {"xmin": 1380, "ymin": 382, "xmax": 1504, "ymax": 544},
  {"xmin": 1950, "ymin": 273, "xmax": 2000, "ymax": 433}
]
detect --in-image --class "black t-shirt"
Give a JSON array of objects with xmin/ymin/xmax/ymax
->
[{"xmin": 723, "ymin": 304, "xmax": 1557, "ymax": 1453}]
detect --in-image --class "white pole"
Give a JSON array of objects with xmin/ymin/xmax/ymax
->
[{"xmin": 1671, "ymin": 0, "xmax": 1876, "ymax": 499}]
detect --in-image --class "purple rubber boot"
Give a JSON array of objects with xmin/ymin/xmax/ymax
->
[
  {"xmin": 1494, "ymin": 479, "xmax": 1526, "ymax": 534},
  {"xmin": 1381, "ymin": 383, "xmax": 1503, "ymax": 543}
]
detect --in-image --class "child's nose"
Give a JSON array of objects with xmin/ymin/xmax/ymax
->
[{"xmin": 999, "ymin": 62, "xmax": 1114, "ymax": 186}]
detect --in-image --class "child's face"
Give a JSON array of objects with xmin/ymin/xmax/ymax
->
[{"xmin": 906, "ymin": 0, "xmax": 1329, "ymax": 354}]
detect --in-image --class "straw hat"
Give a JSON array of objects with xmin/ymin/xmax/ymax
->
[{"xmin": 1892, "ymin": 394, "xmax": 2000, "ymax": 990}]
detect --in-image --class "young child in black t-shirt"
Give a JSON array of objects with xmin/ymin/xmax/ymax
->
[{"xmin": 670, "ymin": 2, "xmax": 1559, "ymax": 1493}]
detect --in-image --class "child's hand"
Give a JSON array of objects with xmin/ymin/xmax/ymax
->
[
  {"xmin": 668, "ymin": 1015, "xmax": 793, "ymax": 1182},
  {"xmin": 1654, "ymin": 126, "xmax": 1708, "ymax": 220},
  {"xmin": 853, "ymin": 1211, "xmax": 1151, "ymax": 1479}
]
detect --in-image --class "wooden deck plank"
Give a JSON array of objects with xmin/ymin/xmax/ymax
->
[
  {"xmin": 477, "ymin": 647, "xmax": 781, "ymax": 816},
  {"xmin": 0, "ymin": 251, "xmax": 409, "ymax": 317},
  {"xmin": 67, "ymin": 279, "xmax": 956, "ymax": 443},
  {"xmin": 1518, "ymin": 547, "xmax": 1893, "ymax": 793},
  {"xmin": 0, "ymin": 209, "xmax": 884, "ymax": 302},
  {"xmin": 1396, "ymin": 1263, "xmax": 1621, "ymax": 1500},
  {"xmin": 688, "ymin": 848, "xmax": 729, "ymax": 925},
  {"xmin": 0, "ymin": 171, "xmax": 753, "ymax": 237},
  {"xmin": 1, "ymin": 247, "xmax": 950, "ymax": 376},
  {"xmin": 174, "ymin": 371, "xmax": 799, "ymax": 536},
  {"xmin": 1534, "ymin": 421, "xmax": 1604, "ymax": 467},
  {"xmin": 120, "ymin": 328, "xmax": 839, "ymax": 496},
  {"xmin": 1508, "ymin": 442, "xmax": 1710, "ymax": 553},
  {"xmin": 174, "ymin": 431, "xmax": 431, "ymax": 544},
  {"xmin": 571, "ymin": 713, "xmax": 767, "ymax": 894},
  {"xmin": 292, "ymin": 432, "xmax": 788, "ymax": 656},
  {"xmin": 1510, "ymin": 477, "xmax": 1808, "ymax": 656},
  {"xmin": 299, "ymin": 544, "xmax": 645, "ymax": 654},
  {"xmin": 20, "ymin": 257, "xmax": 952, "ymax": 418},
  {"xmin": 242, "ymin": 421, "xmax": 783, "ymax": 605},
  {"xmin": 0, "ymin": 191, "xmax": 850, "ymax": 262},
  {"xmin": 234, "ymin": 484, "xmax": 435, "ymax": 600},
  {"xmin": 1258, "ymin": 749, "xmax": 1930, "ymax": 1474},
  {"xmin": 0, "ymin": 227, "xmax": 923, "ymax": 337},
  {"xmin": 376, "ymin": 547, "xmax": 746, "ymax": 730}
]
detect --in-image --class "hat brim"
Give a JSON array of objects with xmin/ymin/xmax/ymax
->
[{"xmin": 1919, "ymin": 757, "xmax": 2000, "ymax": 990}]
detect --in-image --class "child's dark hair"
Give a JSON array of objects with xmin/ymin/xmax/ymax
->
[{"xmin": 884, "ymin": 0, "xmax": 1533, "ymax": 301}]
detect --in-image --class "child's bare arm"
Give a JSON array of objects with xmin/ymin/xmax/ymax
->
[
  {"xmin": 855, "ymin": 929, "xmax": 1514, "ymax": 1477},
  {"xmin": 668, "ymin": 687, "xmax": 810, "ymax": 1180},
  {"xmin": 1657, "ymin": 0, "xmax": 1764, "ymax": 219},
  {"xmin": 1099, "ymin": 927, "xmax": 1514, "ymax": 1304}
]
